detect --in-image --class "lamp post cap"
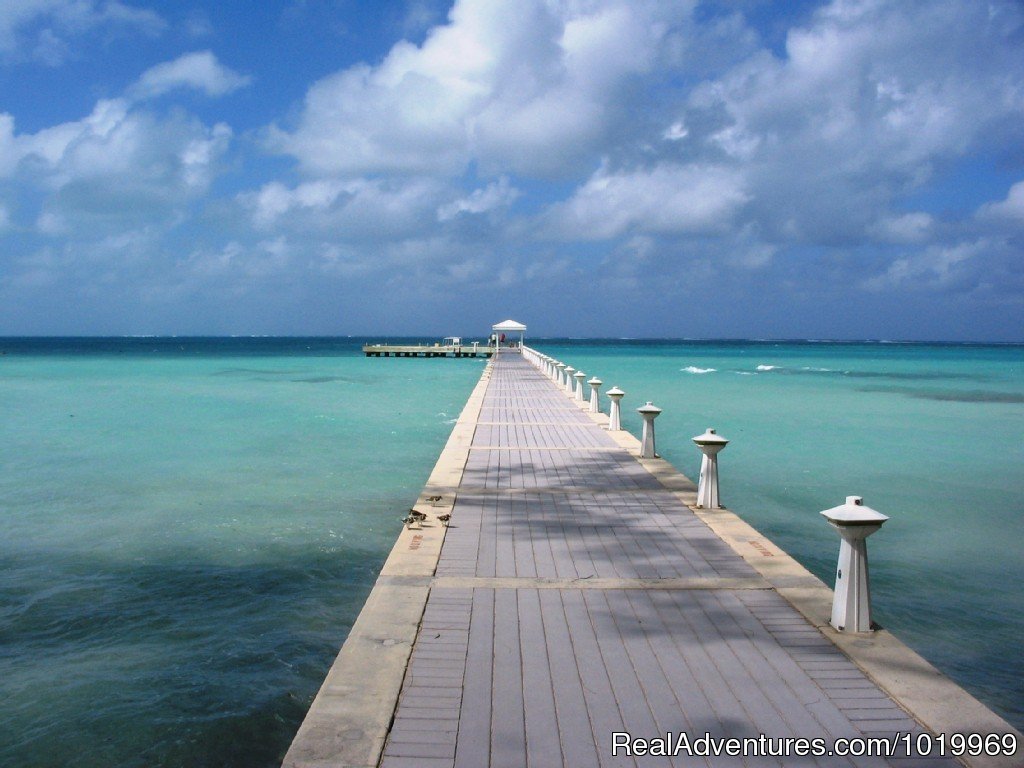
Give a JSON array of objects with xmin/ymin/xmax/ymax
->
[
  {"xmin": 588, "ymin": 377, "xmax": 602, "ymax": 385},
  {"xmin": 637, "ymin": 401, "xmax": 662, "ymax": 416},
  {"xmin": 819, "ymin": 496, "xmax": 889, "ymax": 526},
  {"xmin": 692, "ymin": 428, "xmax": 728, "ymax": 446},
  {"xmin": 606, "ymin": 386, "xmax": 625, "ymax": 397}
]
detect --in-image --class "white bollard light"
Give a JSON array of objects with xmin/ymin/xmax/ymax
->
[
  {"xmin": 588, "ymin": 377, "xmax": 602, "ymax": 413},
  {"xmin": 563, "ymin": 366, "xmax": 575, "ymax": 394},
  {"xmin": 820, "ymin": 496, "xmax": 888, "ymax": 633},
  {"xmin": 692, "ymin": 428, "xmax": 728, "ymax": 509},
  {"xmin": 637, "ymin": 401, "xmax": 662, "ymax": 459},
  {"xmin": 574, "ymin": 371, "xmax": 586, "ymax": 401},
  {"xmin": 555, "ymin": 362, "xmax": 566, "ymax": 384},
  {"xmin": 606, "ymin": 386, "xmax": 625, "ymax": 430}
]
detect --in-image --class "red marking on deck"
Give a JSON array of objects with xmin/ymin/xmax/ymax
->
[{"xmin": 749, "ymin": 539, "xmax": 775, "ymax": 557}]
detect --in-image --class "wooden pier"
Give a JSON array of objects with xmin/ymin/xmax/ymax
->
[
  {"xmin": 363, "ymin": 343, "xmax": 495, "ymax": 358},
  {"xmin": 284, "ymin": 349, "xmax": 1021, "ymax": 768}
]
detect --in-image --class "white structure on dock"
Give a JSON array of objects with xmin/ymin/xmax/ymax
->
[
  {"xmin": 821, "ymin": 496, "xmax": 888, "ymax": 633},
  {"xmin": 693, "ymin": 428, "xmax": 728, "ymax": 509},
  {"xmin": 491, "ymin": 318, "xmax": 526, "ymax": 349}
]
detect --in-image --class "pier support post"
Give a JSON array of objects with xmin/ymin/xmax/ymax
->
[
  {"xmin": 606, "ymin": 387, "xmax": 625, "ymax": 430},
  {"xmin": 573, "ymin": 371, "xmax": 586, "ymax": 402},
  {"xmin": 588, "ymin": 377, "xmax": 602, "ymax": 413},
  {"xmin": 692, "ymin": 428, "xmax": 728, "ymax": 509},
  {"xmin": 820, "ymin": 496, "xmax": 888, "ymax": 633},
  {"xmin": 637, "ymin": 402, "xmax": 662, "ymax": 459},
  {"xmin": 563, "ymin": 366, "xmax": 575, "ymax": 395},
  {"xmin": 556, "ymin": 362, "xmax": 566, "ymax": 385}
]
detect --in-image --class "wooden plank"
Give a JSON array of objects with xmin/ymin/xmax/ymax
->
[
  {"xmin": 517, "ymin": 589, "xmax": 563, "ymax": 768},
  {"xmin": 538, "ymin": 589, "xmax": 601, "ymax": 768},
  {"xmin": 454, "ymin": 589, "xmax": 494, "ymax": 768},
  {"xmin": 491, "ymin": 589, "xmax": 527, "ymax": 767}
]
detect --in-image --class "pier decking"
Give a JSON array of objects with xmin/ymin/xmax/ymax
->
[{"xmin": 285, "ymin": 350, "xmax": 1020, "ymax": 768}]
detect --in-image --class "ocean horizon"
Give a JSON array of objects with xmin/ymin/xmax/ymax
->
[{"xmin": 1, "ymin": 336, "xmax": 1021, "ymax": 767}]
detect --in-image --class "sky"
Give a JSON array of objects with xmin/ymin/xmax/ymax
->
[{"xmin": 0, "ymin": 0, "xmax": 1022, "ymax": 340}]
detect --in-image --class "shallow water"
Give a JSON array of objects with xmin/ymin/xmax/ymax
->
[{"xmin": 535, "ymin": 339, "xmax": 1024, "ymax": 732}]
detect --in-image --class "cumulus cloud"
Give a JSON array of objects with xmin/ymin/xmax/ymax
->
[
  {"xmin": 547, "ymin": 163, "xmax": 749, "ymax": 239},
  {"xmin": 869, "ymin": 212, "xmax": 934, "ymax": 244},
  {"xmin": 680, "ymin": 1, "xmax": 1024, "ymax": 245},
  {"xmin": 0, "ymin": 0, "xmax": 165, "ymax": 65},
  {"xmin": 129, "ymin": 51, "xmax": 250, "ymax": 100},
  {"xmin": 662, "ymin": 121, "xmax": 688, "ymax": 141},
  {"xmin": 241, "ymin": 177, "xmax": 445, "ymax": 238},
  {"xmin": 977, "ymin": 181, "xmax": 1024, "ymax": 223},
  {"xmin": 862, "ymin": 239, "xmax": 989, "ymax": 291},
  {"xmin": 271, "ymin": 0, "xmax": 687, "ymax": 177},
  {"xmin": 1, "ymin": 98, "xmax": 230, "ymax": 189},
  {"xmin": 185, "ymin": 238, "xmax": 291, "ymax": 280},
  {"xmin": 0, "ymin": 97, "xmax": 231, "ymax": 236},
  {"xmin": 437, "ymin": 176, "xmax": 518, "ymax": 220}
]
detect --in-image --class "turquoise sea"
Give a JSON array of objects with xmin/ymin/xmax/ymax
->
[{"xmin": 1, "ymin": 337, "xmax": 1021, "ymax": 766}]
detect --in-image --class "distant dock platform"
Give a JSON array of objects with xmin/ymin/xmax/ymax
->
[{"xmin": 363, "ymin": 343, "xmax": 495, "ymax": 358}]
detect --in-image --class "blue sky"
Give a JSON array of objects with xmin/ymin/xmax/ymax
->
[{"xmin": 0, "ymin": 0, "xmax": 1022, "ymax": 340}]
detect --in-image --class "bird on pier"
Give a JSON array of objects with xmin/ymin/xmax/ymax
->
[
  {"xmin": 401, "ymin": 515, "xmax": 419, "ymax": 529},
  {"xmin": 437, "ymin": 513, "xmax": 451, "ymax": 527},
  {"xmin": 426, "ymin": 495, "xmax": 442, "ymax": 503},
  {"xmin": 408, "ymin": 509, "xmax": 427, "ymax": 522}
]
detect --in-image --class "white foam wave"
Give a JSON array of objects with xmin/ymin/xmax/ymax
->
[
  {"xmin": 682, "ymin": 366, "xmax": 716, "ymax": 374},
  {"xmin": 756, "ymin": 364, "xmax": 780, "ymax": 371}
]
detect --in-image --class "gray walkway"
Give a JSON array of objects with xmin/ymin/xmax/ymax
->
[{"xmin": 379, "ymin": 354, "xmax": 954, "ymax": 768}]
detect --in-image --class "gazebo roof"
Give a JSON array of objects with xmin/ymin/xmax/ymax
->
[{"xmin": 492, "ymin": 319, "xmax": 526, "ymax": 331}]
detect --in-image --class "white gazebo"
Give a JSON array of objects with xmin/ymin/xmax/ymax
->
[{"xmin": 491, "ymin": 319, "xmax": 526, "ymax": 350}]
